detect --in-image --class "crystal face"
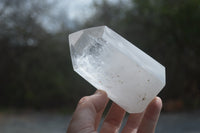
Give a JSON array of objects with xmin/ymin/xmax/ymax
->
[{"xmin": 68, "ymin": 26, "xmax": 165, "ymax": 113}]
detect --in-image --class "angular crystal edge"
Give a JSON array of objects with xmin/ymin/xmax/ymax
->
[
  {"xmin": 68, "ymin": 31, "xmax": 83, "ymax": 71},
  {"xmin": 69, "ymin": 30, "xmax": 84, "ymax": 46},
  {"xmin": 69, "ymin": 26, "xmax": 107, "ymax": 43},
  {"xmin": 83, "ymin": 25, "xmax": 106, "ymax": 38},
  {"xmin": 162, "ymin": 66, "xmax": 166, "ymax": 87}
]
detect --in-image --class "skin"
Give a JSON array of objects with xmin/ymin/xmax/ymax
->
[{"xmin": 67, "ymin": 90, "xmax": 162, "ymax": 133}]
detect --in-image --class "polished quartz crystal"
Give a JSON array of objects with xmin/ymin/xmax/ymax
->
[{"xmin": 68, "ymin": 26, "xmax": 165, "ymax": 113}]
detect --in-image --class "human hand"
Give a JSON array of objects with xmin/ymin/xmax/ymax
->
[{"xmin": 67, "ymin": 90, "xmax": 162, "ymax": 133}]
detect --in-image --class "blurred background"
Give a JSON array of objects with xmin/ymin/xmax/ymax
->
[{"xmin": 0, "ymin": 0, "xmax": 200, "ymax": 133}]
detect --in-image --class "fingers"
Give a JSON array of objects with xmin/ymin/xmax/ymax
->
[
  {"xmin": 67, "ymin": 92, "xmax": 162, "ymax": 133},
  {"xmin": 137, "ymin": 97, "xmax": 162, "ymax": 133},
  {"xmin": 121, "ymin": 112, "xmax": 144, "ymax": 133},
  {"xmin": 67, "ymin": 90, "xmax": 108, "ymax": 133},
  {"xmin": 100, "ymin": 103, "xmax": 126, "ymax": 133}
]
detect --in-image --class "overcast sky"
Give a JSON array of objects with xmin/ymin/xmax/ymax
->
[
  {"xmin": 64, "ymin": 0, "xmax": 95, "ymax": 21},
  {"xmin": 40, "ymin": 0, "xmax": 130, "ymax": 33},
  {"xmin": 38, "ymin": 0, "xmax": 95, "ymax": 32}
]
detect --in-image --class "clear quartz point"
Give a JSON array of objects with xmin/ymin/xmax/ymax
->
[{"xmin": 68, "ymin": 26, "xmax": 165, "ymax": 113}]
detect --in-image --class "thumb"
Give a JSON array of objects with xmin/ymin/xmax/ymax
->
[{"xmin": 67, "ymin": 90, "xmax": 108, "ymax": 133}]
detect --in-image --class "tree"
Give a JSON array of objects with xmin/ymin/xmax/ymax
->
[{"xmin": 0, "ymin": 0, "xmax": 89, "ymax": 109}]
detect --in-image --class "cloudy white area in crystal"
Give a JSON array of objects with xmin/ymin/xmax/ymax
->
[{"xmin": 68, "ymin": 26, "xmax": 165, "ymax": 113}]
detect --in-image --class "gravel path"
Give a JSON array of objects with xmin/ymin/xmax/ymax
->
[{"xmin": 0, "ymin": 111, "xmax": 200, "ymax": 133}]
